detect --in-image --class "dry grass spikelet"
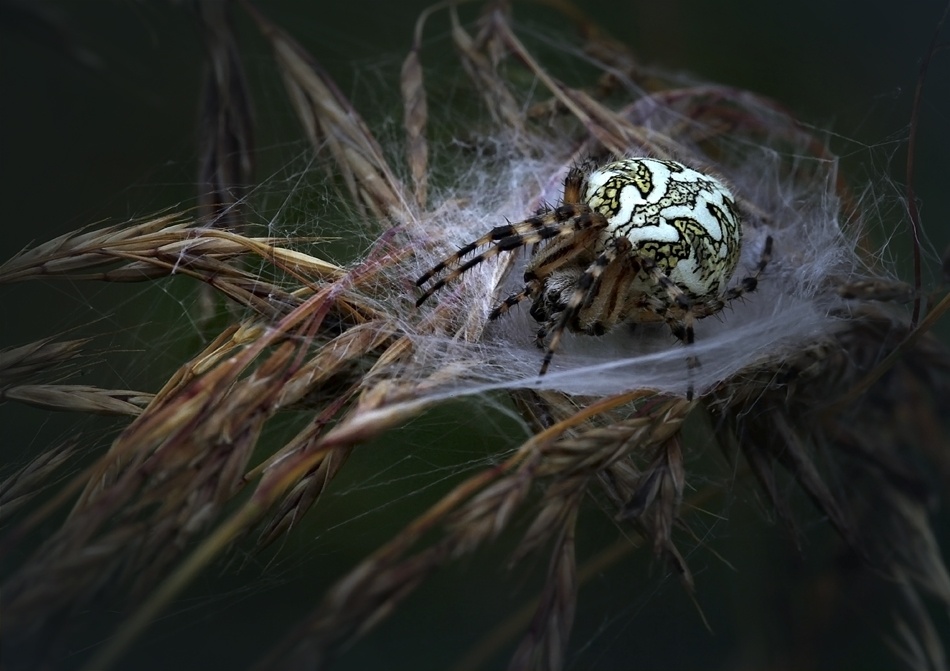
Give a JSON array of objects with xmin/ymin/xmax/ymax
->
[{"xmin": 2, "ymin": 2, "xmax": 949, "ymax": 670}]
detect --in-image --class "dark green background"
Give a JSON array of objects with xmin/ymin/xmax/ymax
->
[{"xmin": 2, "ymin": 2, "xmax": 948, "ymax": 669}]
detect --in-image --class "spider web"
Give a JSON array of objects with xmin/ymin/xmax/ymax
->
[
  {"xmin": 401, "ymin": 139, "xmax": 849, "ymax": 400},
  {"xmin": 2, "ymin": 2, "xmax": 948, "ymax": 671}
]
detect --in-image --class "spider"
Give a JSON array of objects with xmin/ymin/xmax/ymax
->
[{"xmin": 415, "ymin": 157, "xmax": 771, "ymax": 395}]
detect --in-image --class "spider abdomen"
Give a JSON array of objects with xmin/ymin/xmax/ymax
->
[{"xmin": 585, "ymin": 158, "xmax": 742, "ymax": 300}]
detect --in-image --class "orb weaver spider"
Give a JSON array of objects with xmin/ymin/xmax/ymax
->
[{"xmin": 416, "ymin": 157, "xmax": 771, "ymax": 396}]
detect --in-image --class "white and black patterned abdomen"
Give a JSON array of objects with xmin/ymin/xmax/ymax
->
[{"xmin": 585, "ymin": 158, "xmax": 742, "ymax": 299}]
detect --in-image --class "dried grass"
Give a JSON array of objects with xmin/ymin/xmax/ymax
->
[{"xmin": 2, "ymin": 2, "xmax": 948, "ymax": 671}]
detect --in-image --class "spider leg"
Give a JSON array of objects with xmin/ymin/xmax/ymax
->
[
  {"xmin": 539, "ymin": 237, "xmax": 632, "ymax": 375},
  {"xmin": 635, "ymin": 255, "xmax": 700, "ymax": 399},
  {"xmin": 493, "ymin": 227, "xmax": 603, "ymax": 324},
  {"xmin": 636, "ymin": 236, "xmax": 773, "ymax": 400},
  {"xmin": 562, "ymin": 165, "xmax": 586, "ymax": 205},
  {"xmin": 415, "ymin": 206, "xmax": 606, "ymax": 307},
  {"xmin": 667, "ymin": 311, "xmax": 699, "ymax": 401},
  {"xmin": 691, "ymin": 235, "xmax": 773, "ymax": 318},
  {"xmin": 488, "ymin": 279, "xmax": 542, "ymax": 320},
  {"xmin": 490, "ymin": 166, "xmax": 594, "ymax": 321},
  {"xmin": 415, "ymin": 216, "xmax": 545, "ymax": 288},
  {"xmin": 724, "ymin": 235, "xmax": 772, "ymax": 301},
  {"xmin": 416, "ymin": 204, "xmax": 591, "ymax": 286}
]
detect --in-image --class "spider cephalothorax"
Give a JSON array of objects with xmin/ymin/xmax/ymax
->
[{"xmin": 416, "ymin": 157, "xmax": 770, "ymax": 389}]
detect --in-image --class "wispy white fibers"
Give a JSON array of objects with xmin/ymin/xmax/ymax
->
[{"xmin": 398, "ymin": 96, "xmax": 865, "ymax": 400}]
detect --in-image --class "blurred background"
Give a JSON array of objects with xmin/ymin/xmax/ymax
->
[{"xmin": 1, "ymin": 1, "xmax": 948, "ymax": 669}]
